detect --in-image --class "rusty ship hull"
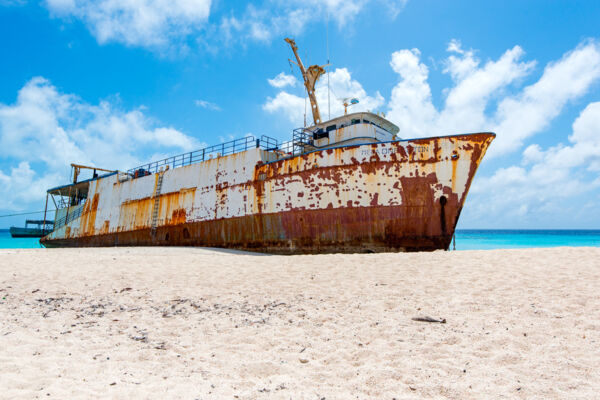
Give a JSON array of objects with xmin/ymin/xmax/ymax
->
[{"xmin": 41, "ymin": 133, "xmax": 494, "ymax": 253}]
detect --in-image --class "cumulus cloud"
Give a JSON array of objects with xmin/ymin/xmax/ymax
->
[
  {"xmin": 442, "ymin": 44, "xmax": 535, "ymax": 134},
  {"xmin": 387, "ymin": 41, "xmax": 537, "ymax": 140},
  {"xmin": 263, "ymin": 91, "xmax": 306, "ymax": 125},
  {"xmin": 387, "ymin": 48, "xmax": 439, "ymax": 136},
  {"xmin": 0, "ymin": 162, "xmax": 62, "ymax": 210},
  {"xmin": 44, "ymin": 0, "xmax": 211, "ymax": 48},
  {"xmin": 263, "ymin": 67, "xmax": 385, "ymax": 126},
  {"xmin": 466, "ymin": 102, "xmax": 600, "ymax": 226},
  {"xmin": 0, "ymin": 77, "xmax": 200, "ymax": 210},
  {"xmin": 386, "ymin": 39, "xmax": 600, "ymax": 156},
  {"xmin": 492, "ymin": 41, "xmax": 600, "ymax": 155},
  {"xmin": 268, "ymin": 72, "xmax": 297, "ymax": 89},
  {"xmin": 535, "ymin": 102, "xmax": 600, "ymax": 173}
]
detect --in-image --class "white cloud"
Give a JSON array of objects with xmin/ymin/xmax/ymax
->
[
  {"xmin": 268, "ymin": 72, "xmax": 297, "ymax": 89},
  {"xmin": 466, "ymin": 102, "xmax": 600, "ymax": 226},
  {"xmin": 387, "ymin": 42, "xmax": 536, "ymax": 139},
  {"xmin": 0, "ymin": 162, "xmax": 62, "ymax": 210},
  {"xmin": 387, "ymin": 48, "xmax": 438, "ymax": 136},
  {"xmin": 263, "ymin": 67, "xmax": 385, "ymax": 126},
  {"xmin": 491, "ymin": 40, "xmax": 600, "ymax": 155},
  {"xmin": 0, "ymin": 77, "xmax": 200, "ymax": 210},
  {"xmin": 442, "ymin": 44, "xmax": 535, "ymax": 132},
  {"xmin": 44, "ymin": 0, "xmax": 211, "ymax": 48},
  {"xmin": 263, "ymin": 91, "xmax": 306, "ymax": 125},
  {"xmin": 385, "ymin": 39, "xmax": 600, "ymax": 157},
  {"xmin": 216, "ymin": 0, "xmax": 407, "ymax": 46},
  {"xmin": 194, "ymin": 99, "xmax": 221, "ymax": 111},
  {"xmin": 42, "ymin": 0, "xmax": 407, "ymax": 50},
  {"xmin": 554, "ymin": 102, "xmax": 600, "ymax": 171},
  {"xmin": 386, "ymin": 41, "xmax": 535, "ymax": 138}
]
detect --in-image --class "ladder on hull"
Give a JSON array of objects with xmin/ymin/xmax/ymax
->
[{"xmin": 150, "ymin": 173, "xmax": 164, "ymax": 236}]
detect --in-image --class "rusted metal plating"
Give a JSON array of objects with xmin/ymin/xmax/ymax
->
[{"xmin": 41, "ymin": 133, "xmax": 495, "ymax": 253}]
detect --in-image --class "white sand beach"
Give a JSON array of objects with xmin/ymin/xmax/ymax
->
[{"xmin": 1, "ymin": 247, "xmax": 599, "ymax": 399}]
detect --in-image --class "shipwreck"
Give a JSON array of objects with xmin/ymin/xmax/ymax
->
[{"xmin": 40, "ymin": 38, "xmax": 495, "ymax": 253}]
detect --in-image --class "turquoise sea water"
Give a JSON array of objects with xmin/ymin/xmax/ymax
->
[
  {"xmin": 453, "ymin": 229, "xmax": 600, "ymax": 250},
  {"xmin": 0, "ymin": 230, "xmax": 43, "ymax": 249},
  {"xmin": 1, "ymin": 229, "xmax": 599, "ymax": 250}
]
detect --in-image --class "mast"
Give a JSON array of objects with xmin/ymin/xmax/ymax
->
[{"xmin": 285, "ymin": 38, "xmax": 326, "ymax": 126}]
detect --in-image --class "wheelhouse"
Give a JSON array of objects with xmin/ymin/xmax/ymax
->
[{"xmin": 294, "ymin": 112, "xmax": 400, "ymax": 152}]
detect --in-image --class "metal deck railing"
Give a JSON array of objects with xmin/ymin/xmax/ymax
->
[
  {"xmin": 126, "ymin": 133, "xmax": 314, "ymax": 177},
  {"xmin": 127, "ymin": 136, "xmax": 261, "ymax": 176}
]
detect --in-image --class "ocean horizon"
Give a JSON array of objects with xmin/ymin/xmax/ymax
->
[{"xmin": 1, "ymin": 228, "xmax": 599, "ymax": 250}]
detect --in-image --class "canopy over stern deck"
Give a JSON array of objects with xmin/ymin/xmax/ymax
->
[{"xmin": 43, "ymin": 168, "xmax": 118, "ymax": 235}]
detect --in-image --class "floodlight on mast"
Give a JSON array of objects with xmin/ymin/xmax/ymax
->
[{"xmin": 342, "ymin": 98, "xmax": 359, "ymax": 115}]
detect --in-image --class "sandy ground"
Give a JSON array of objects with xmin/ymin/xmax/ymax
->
[{"xmin": 0, "ymin": 247, "xmax": 599, "ymax": 399}]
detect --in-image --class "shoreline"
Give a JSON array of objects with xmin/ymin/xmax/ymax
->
[{"xmin": 1, "ymin": 247, "xmax": 599, "ymax": 398}]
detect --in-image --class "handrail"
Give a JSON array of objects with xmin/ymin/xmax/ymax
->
[
  {"xmin": 127, "ymin": 135, "xmax": 282, "ymax": 176},
  {"xmin": 126, "ymin": 130, "xmax": 322, "ymax": 178},
  {"xmin": 292, "ymin": 127, "xmax": 315, "ymax": 151},
  {"xmin": 53, "ymin": 204, "xmax": 85, "ymax": 230}
]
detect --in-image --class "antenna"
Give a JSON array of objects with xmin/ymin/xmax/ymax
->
[
  {"xmin": 327, "ymin": 11, "xmax": 331, "ymax": 121},
  {"xmin": 304, "ymin": 93, "xmax": 307, "ymax": 127},
  {"xmin": 305, "ymin": 49, "xmax": 308, "ymax": 127}
]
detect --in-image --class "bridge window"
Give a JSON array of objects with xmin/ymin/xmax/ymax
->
[{"xmin": 313, "ymin": 128, "xmax": 328, "ymax": 139}]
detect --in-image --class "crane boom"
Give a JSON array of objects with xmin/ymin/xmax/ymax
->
[
  {"xmin": 70, "ymin": 163, "xmax": 115, "ymax": 184},
  {"xmin": 285, "ymin": 38, "xmax": 326, "ymax": 126}
]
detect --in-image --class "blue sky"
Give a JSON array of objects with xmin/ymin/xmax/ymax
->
[{"xmin": 1, "ymin": 0, "xmax": 599, "ymax": 229}]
